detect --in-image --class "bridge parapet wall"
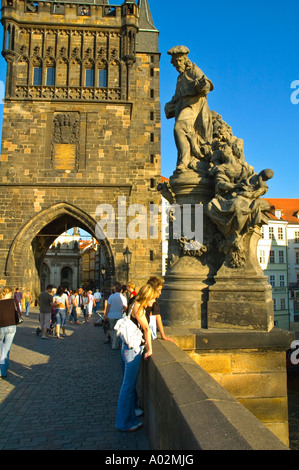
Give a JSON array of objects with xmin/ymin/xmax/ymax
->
[{"xmin": 141, "ymin": 339, "xmax": 289, "ymax": 450}]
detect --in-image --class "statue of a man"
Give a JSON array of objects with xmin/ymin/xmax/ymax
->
[{"xmin": 165, "ymin": 46, "xmax": 214, "ymax": 172}]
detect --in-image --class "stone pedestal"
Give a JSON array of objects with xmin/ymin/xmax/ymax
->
[
  {"xmin": 208, "ymin": 227, "xmax": 274, "ymax": 331},
  {"xmin": 160, "ymin": 170, "xmax": 274, "ymax": 332},
  {"xmin": 159, "ymin": 169, "xmax": 221, "ymax": 328},
  {"xmin": 159, "ymin": 259, "xmax": 210, "ymax": 328}
]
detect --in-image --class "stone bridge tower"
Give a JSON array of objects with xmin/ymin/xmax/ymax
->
[{"xmin": 0, "ymin": 0, "xmax": 161, "ymax": 298}]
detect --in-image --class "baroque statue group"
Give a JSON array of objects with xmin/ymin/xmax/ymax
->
[{"xmin": 160, "ymin": 45, "xmax": 274, "ymax": 269}]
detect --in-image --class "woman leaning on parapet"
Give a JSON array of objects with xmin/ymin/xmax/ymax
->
[
  {"xmin": 115, "ymin": 284, "xmax": 157, "ymax": 432},
  {"xmin": 0, "ymin": 287, "xmax": 22, "ymax": 378}
]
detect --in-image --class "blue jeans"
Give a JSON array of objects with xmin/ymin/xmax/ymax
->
[
  {"xmin": 0, "ymin": 325, "xmax": 17, "ymax": 377},
  {"xmin": 55, "ymin": 308, "xmax": 66, "ymax": 327},
  {"xmin": 115, "ymin": 342, "xmax": 143, "ymax": 431},
  {"xmin": 25, "ymin": 302, "xmax": 30, "ymax": 316},
  {"xmin": 70, "ymin": 306, "xmax": 78, "ymax": 323}
]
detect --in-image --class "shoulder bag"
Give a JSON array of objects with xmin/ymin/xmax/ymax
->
[{"xmin": 114, "ymin": 307, "xmax": 143, "ymax": 352}]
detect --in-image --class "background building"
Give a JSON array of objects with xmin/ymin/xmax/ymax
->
[
  {"xmin": 257, "ymin": 199, "xmax": 299, "ymax": 330},
  {"xmin": 42, "ymin": 228, "xmax": 81, "ymax": 290}
]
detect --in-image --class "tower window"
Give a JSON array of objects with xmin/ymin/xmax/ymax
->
[
  {"xmin": 85, "ymin": 69, "xmax": 94, "ymax": 87},
  {"xmin": 150, "ymin": 178, "xmax": 156, "ymax": 189},
  {"xmin": 46, "ymin": 67, "xmax": 55, "ymax": 86},
  {"xmin": 78, "ymin": 5, "xmax": 90, "ymax": 16},
  {"xmin": 33, "ymin": 67, "xmax": 42, "ymax": 85},
  {"xmin": 98, "ymin": 69, "xmax": 107, "ymax": 87},
  {"xmin": 26, "ymin": 2, "xmax": 38, "ymax": 13},
  {"xmin": 103, "ymin": 6, "xmax": 116, "ymax": 17},
  {"xmin": 52, "ymin": 3, "xmax": 65, "ymax": 14}
]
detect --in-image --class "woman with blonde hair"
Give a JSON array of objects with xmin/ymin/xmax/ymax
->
[
  {"xmin": 115, "ymin": 283, "xmax": 157, "ymax": 432},
  {"xmin": 0, "ymin": 287, "xmax": 20, "ymax": 378}
]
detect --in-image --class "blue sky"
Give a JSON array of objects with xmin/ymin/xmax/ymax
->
[{"xmin": 0, "ymin": 0, "xmax": 298, "ymax": 198}]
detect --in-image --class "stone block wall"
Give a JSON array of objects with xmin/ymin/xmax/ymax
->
[
  {"xmin": 188, "ymin": 349, "xmax": 289, "ymax": 446},
  {"xmin": 141, "ymin": 339, "xmax": 289, "ymax": 450}
]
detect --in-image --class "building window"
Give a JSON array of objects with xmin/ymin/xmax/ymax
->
[
  {"xmin": 46, "ymin": 67, "xmax": 55, "ymax": 86},
  {"xmin": 98, "ymin": 69, "xmax": 107, "ymax": 87},
  {"xmin": 280, "ymin": 298, "xmax": 286, "ymax": 310},
  {"xmin": 259, "ymin": 250, "xmax": 265, "ymax": 264},
  {"xmin": 296, "ymin": 252, "xmax": 299, "ymax": 265},
  {"xmin": 150, "ymin": 178, "xmax": 156, "ymax": 189},
  {"xmin": 295, "ymin": 231, "xmax": 299, "ymax": 244},
  {"xmin": 150, "ymin": 89, "xmax": 154, "ymax": 98},
  {"xmin": 279, "ymin": 250, "xmax": 284, "ymax": 264},
  {"xmin": 279, "ymin": 275, "xmax": 285, "ymax": 287},
  {"xmin": 278, "ymin": 227, "xmax": 284, "ymax": 240},
  {"xmin": 26, "ymin": 1, "xmax": 38, "ymax": 13},
  {"xmin": 150, "ymin": 250, "xmax": 154, "ymax": 261},
  {"xmin": 103, "ymin": 6, "xmax": 116, "ymax": 17},
  {"xmin": 52, "ymin": 4, "xmax": 65, "ymax": 14},
  {"xmin": 260, "ymin": 226, "xmax": 265, "ymax": 239},
  {"xmin": 269, "ymin": 250, "xmax": 275, "ymax": 264},
  {"xmin": 79, "ymin": 5, "xmax": 90, "ymax": 16},
  {"xmin": 269, "ymin": 227, "xmax": 274, "ymax": 240},
  {"xmin": 269, "ymin": 275, "xmax": 275, "ymax": 287},
  {"xmin": 33, "ymin": 67, "xmax": 42, "ymax": 85},
  {"xmin": 273, "ymin": 299, "xmax": 276, "ymax": 310},
  {"xmin": 85, "ymin": 69, "xmax": 94, "ymax": 87}
]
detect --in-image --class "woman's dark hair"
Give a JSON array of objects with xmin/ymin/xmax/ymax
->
[{"xmin": 57, "ymin": 285, "xmax": 64, "ymax": 296}]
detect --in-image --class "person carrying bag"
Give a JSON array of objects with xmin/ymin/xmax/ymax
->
[
  {"xmin": 0, "ymin": 287, "xmax": 22, "ymax": 378},
  {"xmin": 115, "ymin": 284, "xmax": 158, "ymax": 432}
]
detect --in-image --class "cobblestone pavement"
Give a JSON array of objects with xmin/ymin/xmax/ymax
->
[{"xmin": 0, "ymin": 309, "xmax": 150, "ymax": 450}]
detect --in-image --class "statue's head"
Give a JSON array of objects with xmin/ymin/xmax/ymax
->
[{"xmin": 167, "ymin": 46, "xmax": 191, "ymax": 73}]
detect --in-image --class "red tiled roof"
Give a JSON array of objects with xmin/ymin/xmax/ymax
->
[
  {"xmin": 263, "ymin": 199, "xmax": 299, "ymax": 224},
  {"xmin": 161, "ymin": 176, "xmax": 169, "ymax": 183},
  {"xmin": 79, "ymin": 240, "xmax": 93, "ymax": 249}
]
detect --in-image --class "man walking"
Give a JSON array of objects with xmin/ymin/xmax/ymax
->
[
  {"xmin": 14, "ymin": 288, "xmax": 23, "ymax": 314},
  {"xmin": 38, "ymin": 285, "xmax": 54, "ymax": 339}
]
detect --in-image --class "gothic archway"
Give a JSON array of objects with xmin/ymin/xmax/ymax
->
[{"xmin": 5, "ymin": 202, "xmax": 115, "ymax": 296}]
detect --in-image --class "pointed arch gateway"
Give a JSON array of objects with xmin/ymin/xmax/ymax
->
[{"xmin": 5, "ymin": 202, "xmax": 115, "ymax": 291}]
